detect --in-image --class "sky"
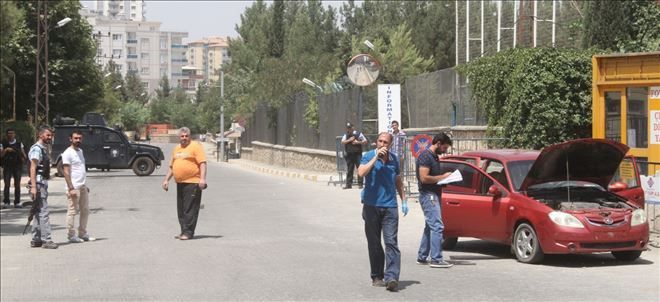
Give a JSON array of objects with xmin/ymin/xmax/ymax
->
[{"xmin": 82, "ymin": 1, "xmax": 347, "ymax": 42}]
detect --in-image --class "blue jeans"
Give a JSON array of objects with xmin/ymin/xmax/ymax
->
[
  {"xmin": 362, "ymin": 204, "xmax": 400, "ymax": 282},
  {"xmin": 31, "ymin": 183, "xmax": 53, "ymax": 242},
  {"xmin": 417, "ymin": 191, "xmax": 445, "ymax": 262}
]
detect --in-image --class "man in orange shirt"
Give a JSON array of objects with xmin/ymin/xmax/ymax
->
[{"xmin": 162, "ymin": 127, "xmax": 208, "ymax": 240}]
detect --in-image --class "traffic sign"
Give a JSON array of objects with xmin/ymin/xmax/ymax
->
[{"xmin": 411, "ymin": 134, "xmax": 433, "ymax": 158}]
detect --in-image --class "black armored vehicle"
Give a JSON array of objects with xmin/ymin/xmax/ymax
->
[{"xmin": 52, "ymin": 115, "xmax": 164, "ymax": 176}]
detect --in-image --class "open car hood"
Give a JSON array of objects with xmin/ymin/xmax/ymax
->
[{"xmin": 520, "ymin": 139, "xmax": 629, "ymax": 192}]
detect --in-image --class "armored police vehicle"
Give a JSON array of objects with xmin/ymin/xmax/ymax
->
[{"xmin": 52, "ymin": 114, "xmax": 164, "ymax": 176}]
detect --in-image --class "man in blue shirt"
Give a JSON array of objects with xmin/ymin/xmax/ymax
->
[
  {"xmin": 415, "ymin": 133, "xmax": 453, "ymax": 268},
  {"xmin": 358, "ymin": 132, "xmax": 407, "ymax": 292}
]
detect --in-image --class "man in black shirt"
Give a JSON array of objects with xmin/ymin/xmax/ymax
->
[
  {"xmin": 341, "ymin": 123, "xmax": 367, "ymax": 189},
  {"xmin": 1, "ymin": 128, "xmax": 27, "ymax": 208}
]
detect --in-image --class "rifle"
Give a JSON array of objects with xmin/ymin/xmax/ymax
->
[{"xmin": 22, "ymin": 188, "xmax": 41, "ymax": 235}]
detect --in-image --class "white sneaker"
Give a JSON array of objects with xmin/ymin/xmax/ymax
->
[
  {"xmin": 81, "ymin": 235, "xmax": 96, "ymax": 242},
  {"xmin": 69, "ymin": 236, "xmax": 84, "ymax": 243}
]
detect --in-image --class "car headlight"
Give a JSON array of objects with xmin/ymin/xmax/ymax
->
[
  {"xmin": 631, "ymin": 209, "xmax": 647, "ymax": 227},
  {"xmin": 548, "ymin": 211, "xmax": 584, "ymax": 228}
]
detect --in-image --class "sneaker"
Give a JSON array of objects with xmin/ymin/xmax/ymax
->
[
  {"xmin": 385, "ymin": 280, "xmax": 398, "ymax": 291},
  {"xmin": 41, "ymin": 241, "xmax": 59, "ymax": 249},
  {"xmin": 358, "ymin": 185, "xmax": 364, "ymax": 189},
  {"xmin": 371, "ymin": 278, "xmax": 386, "ymax": 287},
  {"xmin": 416, "ymin": 258, "xmax": 429, "ymax": 265},
  {"xmin": 69, "ymin": 236, "xmax": 84, "ymax": 243},
  {"xmin": 1, "ymin": 204, "xmax": 8, "ymax": 209},
  {"xmin": 343, "ymin": 186, "xmax": 352, "ymax": 190},
  {"xmin": 14, "ymin": 203, "xmax": 23, "ymax": 208},
  {"xmin": 80, "ymin": 235, "xmax": 96, "ymax": 242},
  {"xmin": 428, "ymin": 260, "xmax": 453, "ymax": 268},
  {"xmin": 30, "ymin": 241, "xmax": 43, "ymax": 248}
]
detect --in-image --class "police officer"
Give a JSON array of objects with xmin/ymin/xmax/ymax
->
[
  {"xmin": 341, "ymin": 122, "xmax": 367, "ymax": 189},
  {"xmin": 1, "ymin": 128, "xmax": 27, "ymax": 208},
  {"xmin": 28, "ymin": 125, "xmax": 58, "ymax": 249}
]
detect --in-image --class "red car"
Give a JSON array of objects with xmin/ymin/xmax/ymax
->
[{"xmin": 439, "ymin": 139, "xmax": 649, "ymax": 264}]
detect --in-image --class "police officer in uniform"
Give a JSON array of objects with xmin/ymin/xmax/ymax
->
[
  {"xmin": 341, "ymin": 122, "xmax": 367, "ymax": 189},
  {"xmin": 28, "ymin": 125, "xmax": 58, "ymax": 249},
  {"xmin": 1, "ymin": 128, "xmax": 27, "ymax": 208}
]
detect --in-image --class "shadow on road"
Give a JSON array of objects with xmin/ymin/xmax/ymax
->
[
  {"xmin": 448, "ymin": 239, "xmax": 655, "ymax": 267},
  {"xmin": 397, "ymin": 280, "xmax": 421, "ymax": 291},
  {"xmin": 192, "ymin": 235, "xmax": 223, "ymax": 240}
]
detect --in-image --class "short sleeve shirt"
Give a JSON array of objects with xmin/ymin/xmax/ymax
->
[
  {"xmin": 416, "ymin": 149, "xmax": 448, "ymax": 193},
  {"xmin": 28, "ymin": 143, "xmax": 48, "ymax": 184},
  {"xmin": 61, "ymin": 147, "xmax": 86, "ymax": 189},
  {"xmin": 360, "ymin": 150, "xmax": 400, "ymax": 208},
  {"xmin": 171, "ymin": 141, "xmax": 206, "ymax": 183}
]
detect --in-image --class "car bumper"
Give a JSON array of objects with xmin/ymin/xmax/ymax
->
[{"xmin": 538, "ymin": 223, "xmax": 649, "ymax": 254}]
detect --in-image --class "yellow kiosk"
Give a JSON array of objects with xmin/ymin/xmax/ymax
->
[{"xmin": 592, "ymin": 52, "xmax": 660, "ymax": 175}]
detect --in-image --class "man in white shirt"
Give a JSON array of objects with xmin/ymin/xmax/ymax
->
[{"xmin": 62, "ymin": 130, "xmax": 95, "ymax": 243}]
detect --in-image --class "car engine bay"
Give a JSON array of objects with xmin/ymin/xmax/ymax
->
[{"xmin": 527, "ymin": 187, "xmax": 632, "ymax": 211}]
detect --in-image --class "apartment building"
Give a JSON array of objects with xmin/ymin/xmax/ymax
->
[
  {"xmin": 94, "ymin": 0, "xmax": 146, "ymax": 21},
  {"xmin": 81, "ymin": 8, "xmax": 189, "ymax": 96},
  {"xmin": 187, "ymin": 36, "xmax": 231, "ymax": 83}
]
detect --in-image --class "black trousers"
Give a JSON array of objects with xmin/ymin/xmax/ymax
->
[
  {"xmin": 345, "ymin": 152, "xmax": 363, "ymax": 187},
  {"xmin": 176, "ymin": 183, "xmax": 202, "ymax": 237},
  {"xmin": 3, "ymin": 164, "xmax": 22, "ymax": 204}
]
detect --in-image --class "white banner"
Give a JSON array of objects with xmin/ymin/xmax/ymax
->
[
  {"xmin": 378, "ymin": 84, "xmax": 401, "ymax": 133},
  {"xmin": 650, "ymin": 86, "xmax": 660, "ymax": 100},
  {"xmin": 641, "ymin": 175, "xmax": 660, "ymax": 204},
  {"xmin": 652, "ymin": 110, "xmax": 660, "ymax": 145}
]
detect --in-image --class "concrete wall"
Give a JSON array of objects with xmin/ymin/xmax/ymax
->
[{"xmin": 240, "ymin": 141, "xmax": 336, "ymax": 172}]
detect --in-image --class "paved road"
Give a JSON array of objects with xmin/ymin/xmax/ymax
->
[{"xmin": 1, "ymin": 143, "xmax": 659, "ymax": 301}]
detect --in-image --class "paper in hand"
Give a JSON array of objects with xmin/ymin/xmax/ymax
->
[{"xmin": 437, "ymin": 169, "xmax": 463, "ymax": 185}]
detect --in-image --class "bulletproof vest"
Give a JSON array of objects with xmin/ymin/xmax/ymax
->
[
  {"xmin": 1, "ymin": 139, "xmax": 22, "ymax": 166},
  {"xmin": 34, "ymin": 144, "xmax": 51, "ymax": 180},
  {"xmin": 344, "ymin": 131, "xmax": 363, "ymax": 154}
]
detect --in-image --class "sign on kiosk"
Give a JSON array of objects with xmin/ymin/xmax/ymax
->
[{"xmin": 652, "ymin": 110, "xmax": 660, "ymax": 145}]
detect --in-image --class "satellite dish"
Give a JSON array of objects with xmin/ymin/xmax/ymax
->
[{"xmin": 346, "ymin": 54, "xmax": 380, "ymax": 86}]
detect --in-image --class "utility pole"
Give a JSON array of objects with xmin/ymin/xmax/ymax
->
[
  {"xmin": 219, "ymin": 70, "xmax": 226, "ymax": 162},
  {"xmin": 35, "ymin": 0, "xmax": 49, "ymax": 129}
]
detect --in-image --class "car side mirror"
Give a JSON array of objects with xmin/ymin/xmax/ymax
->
[
  {"xmin": 608, "ymin": 181, "xmax": 628, "ymax": 192},
  {"xmin": 488, "ymin": 185, "xmax": 502, "ymax": 198}
]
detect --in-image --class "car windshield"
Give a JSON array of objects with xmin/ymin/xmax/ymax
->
[{"xmin": 507, "ymin": 160, "xmax": 535, "ymax": 191}]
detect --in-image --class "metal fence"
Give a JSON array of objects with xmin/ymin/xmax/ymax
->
[{"xmin": 243, "ymin": 67, "xmax": 485, "ymax": 151}]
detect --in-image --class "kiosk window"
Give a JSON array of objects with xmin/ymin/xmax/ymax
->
[
  {"xmin": 605, "ymin": 91, "xmax": 621, "ymax": 142},
  {"xmin": 626, "ymin": 87, "xmax": 648, "ymax": 148}
]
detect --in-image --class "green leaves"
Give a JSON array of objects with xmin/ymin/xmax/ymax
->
[{"xmin": 459, "ymin": 48, "xmax": 598, "ymax": 150}]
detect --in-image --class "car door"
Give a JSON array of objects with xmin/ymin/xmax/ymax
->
[
  {"xmin": 440, "ymin": 160, "xmax": 511, "ymax": 242},
  {"xmin": 102, "ymin": 130, "xmax": 127, "ymax": 168},
  {"xmin": 609, "ymin": 156, "xmax": 645, "ymax": 208}
]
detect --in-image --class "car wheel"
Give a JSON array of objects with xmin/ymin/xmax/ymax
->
[
  {"xmin": 513, "ymin": 223, "xmax": 544, "ymax": 264},
  {"xmin": 132, "ymin": 157, "xmax": 155, "ymax": 176},
  {"xmin": 442, "ymin": 237, "xmax": 458, "ymax": 250},
  {"xmin": 611, "ymin": 250, "xmax": 642, "ymax": 261}
]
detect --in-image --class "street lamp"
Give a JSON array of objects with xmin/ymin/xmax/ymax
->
[
  {"xmin": 302, "ymin": 78, "xmax": 323, "ymax": 93},
  {"xmin": 56, "ymin": 17, "xmax": 71, "ymax": 28},
  {"xmin": 203, "ymin": 71, "xmax": 227, "ymax": 162},
  {"xmin": 363, "ymin": 40, "xmax": 375, "ymax": 50}
]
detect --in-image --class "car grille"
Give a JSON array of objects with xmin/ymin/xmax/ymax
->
[
  {"xmin": 585, "ymin": 217, "xmax": 626, "ymax": 227},
  {"xmin": 580, "ymin": 241, "xmax": 636, "ymax": 249}
]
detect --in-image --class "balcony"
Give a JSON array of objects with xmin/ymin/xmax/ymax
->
[
  {"xmin": 127, "ymin": 54, "xmax": 138, "ymax": 59},
  {"xmin": 127, "ymin": 39, "xmax": 138, "ymax": 44},
  {"xmin": 171, "ymin": 44, "xmax": 188, "ymax": 49}
]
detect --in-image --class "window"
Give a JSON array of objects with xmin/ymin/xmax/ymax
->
[
  {"xmin": 141, "ymin": 67, "xmax": 149, "ymax": 74},
  {"xmin": 484, "ymin": 160, "xmax": 509, "ymax": 189},
  {"xmin": 141, "ymin": 53, "xmax": 149, "ymax": 59},
  {"xmin": 605, "ymin": 91, "xmax": 622, "ymax": 142},
  {"xmin": 611, "ymin": 157, "xmax": 640, "ymax": 188},
  {"xmin": 112, "ymin": 34, "xmax": 122, "ymax": 41},
  {"xmin": 104, "ymin": 132, "xmax": 121, "ymax": 143},
  {"xmin": 627, "ymin": 87, "xmax": 648, "ymax": 148},
  {"xmin": 141, "ymin": 38, "xmax": 150, "ymax": 44},
  {"xmin": 112, "ymin": 49, "xmax": 122, "ymax": 57}
]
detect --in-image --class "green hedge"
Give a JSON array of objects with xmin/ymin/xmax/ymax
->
[{"xmin": 457, "ymin": 47, "xmax": 603, "ymax": 150}]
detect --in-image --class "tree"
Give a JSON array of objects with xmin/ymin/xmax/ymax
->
[
  {"xmin": 118, "ymin": 100, "xmax": 149, "ymax": 131},
  {"xmin": 5, "ymin": 0, "xmax": 103, "ymax": 121},
  {"xmin": 125, "ymin": 70, "xmax": 148, "ymax": 104},
  {"xmin": 154, "ymin": 75, "xmax": 171, "ymax": 100},
  {"xmin": 583, "ymin": 0, "xmax": 660, "ymax": 52}
]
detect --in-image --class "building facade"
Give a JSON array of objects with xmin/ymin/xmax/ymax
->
[
  {"xmin": 81, "ymin": 7, "xmax": 188, "ymax": 96},
  {"xmin": 94, "ymin": 0, "xmax": 146, "ymax": 21},
  {"xmin": 186, "ymin": 36, "xmax": 230, "ymax": 83}
]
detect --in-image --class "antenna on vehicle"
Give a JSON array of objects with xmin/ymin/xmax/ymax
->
[{"xmin": 566, "ymin": 155, "xmax": 572, "ymax": 209}]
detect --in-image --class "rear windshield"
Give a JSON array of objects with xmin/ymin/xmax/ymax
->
[{"xmin": 507, "ymin": 160, "xmax": 535, "ymax": 191}]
